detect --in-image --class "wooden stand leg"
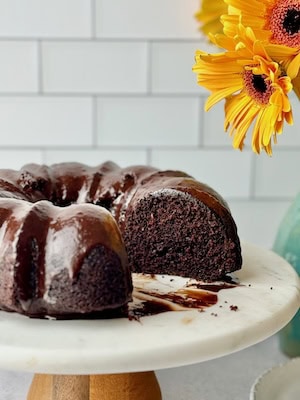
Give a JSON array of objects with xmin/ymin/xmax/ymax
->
[
  {"xmin": 27, "ymin": 374, "xmax": 90, "ymax": 400},
  {"xmin": 90, "ymin": 371, "xmax": 162, "ymax": 399},
  {"xmin": 27, "ymin": 374, "xmax": 53, "ymax": 400},
  {"xmin": 27, "ymin": 371, "xmax": 162, "ymax": 400}
]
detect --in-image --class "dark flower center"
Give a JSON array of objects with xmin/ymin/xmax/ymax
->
[
  {"xmin": 243, "ymin": 70, "xmax": 273, "ymax": 105},
  {"xmin": 283, "ymin": 9, "xmax": 300, "ymax": 34},
  {"xmin": 268, "ymin": 0, "xmax": 300, "ymax": 46},
  {"xmin": 252, "ymin": 74, "xmax": 267, "ymax": 93}
]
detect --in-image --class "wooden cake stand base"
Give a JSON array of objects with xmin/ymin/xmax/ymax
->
[{"xmin": 27, "ymin": 371, "xmax": 162, "ymax": 400}]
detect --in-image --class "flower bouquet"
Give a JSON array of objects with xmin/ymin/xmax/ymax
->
[{"xmin": 193, "ymin": 0, "xmax": 300, "ymax": 155}]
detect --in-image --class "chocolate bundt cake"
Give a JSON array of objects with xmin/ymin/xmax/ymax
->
[{"xmin": 0, "ymin": 161, "xmax": 242, "ymax": 318}]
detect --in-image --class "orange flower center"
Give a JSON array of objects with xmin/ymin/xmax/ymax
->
[
  {"xmin": 243, "ymin": 70, "xmax": 274, "ymax": 105},
  {"xmin": 267, "ymin": 0, "xmax": 300, "ymax": 47}
]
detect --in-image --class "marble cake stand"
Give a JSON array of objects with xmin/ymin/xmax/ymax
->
[{"xmin": 0, "ymin": 242, "xmax": 299, "ymax": 399}]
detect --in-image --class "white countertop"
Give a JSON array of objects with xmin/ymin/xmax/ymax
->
[{"xmin": 0, "ymin": 333, "xmax": 290, "ymax": 400}]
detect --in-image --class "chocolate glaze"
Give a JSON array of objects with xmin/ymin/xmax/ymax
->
[
  {"xmin": 129, "ymin": 277, "xmax": 238, "ymax": 318},
  {"xmin": 135, "ymin": 289, "xmax": 217, "ymax": 309},
  {"xmin": 0, "ymin": 199, "xmax": 131, "ymax": 317},
  {"xmin": 186, "ymin": 282, "xmax": 239, "ymax": 292},
  {"xmin": 15, "ymin": 201, "xmax": 50, "ymax": 305}
]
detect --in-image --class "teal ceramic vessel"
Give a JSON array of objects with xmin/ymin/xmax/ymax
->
[{"xmin": 273, "ymin": 193, "xmax": 300, "ymax": 357}]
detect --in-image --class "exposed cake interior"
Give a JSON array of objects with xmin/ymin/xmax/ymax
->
[{"xmin": 124, "ymin": 189, "xmax": 239, "ymax": 281}]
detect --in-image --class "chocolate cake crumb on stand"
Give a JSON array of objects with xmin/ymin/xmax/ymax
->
[{"xmin": 0, "ymin": 242, "xmax": 298, "ymax": 400}]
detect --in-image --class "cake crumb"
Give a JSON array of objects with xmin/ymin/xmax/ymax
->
[
  {"xmin": 210, "ymin": 312, "xmax": 218, "ymax": 317},
  {"xmin": 230, "ymin": 305, "xmax": 238, "ymax": 311},
  {"xmin": 270, "ymin": 287, "xmax": 273, "ymax": 290}
]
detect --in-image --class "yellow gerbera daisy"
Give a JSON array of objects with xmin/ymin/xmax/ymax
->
[
  {"xmin": 266, "ymin": 41, "xmax": 300, "ymax": 98},
  {"xmin": 223, "ymin": 0, "xmax": 300, "ymax": 46},
  {"xmin": 292, "ymin": 70, "xmax": 300, "ymax": 96},
  {"xmin": 193, "ymin": 25, "xmax": 293, "ymax": 155},
  {"xmin": 195, "ymin": 0, "xmax": 228, "ymax": 37},
  {"xmin": 222, "ymin": 0, "xmax": 300, "ymax": 96}
]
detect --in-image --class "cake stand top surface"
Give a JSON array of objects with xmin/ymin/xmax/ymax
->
[{"xmin": 0, "ymin": 242, "xmax": 299, "ymax": 375}]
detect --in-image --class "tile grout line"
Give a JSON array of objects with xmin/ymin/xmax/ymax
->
[
  {"xmin": 197, "ymin": 96, "xmax": 204, "ymax": 147},
  {"xmin": 37, "ymin": 39, "xmax": 43, "ymax": 94},
  {"xmin": 146, "ymin": 147, "xmax": 152, "ymax": 165},
  {"xmin": 92, "ymin": 96, "xmax": 98, "ymax": 147},
  {"xmin": 146, "ymin": 40, "xmax": 152, "ymax": 95},
  {"xmin": 0, "ymin": 37, "xmax": 203, "ymax": 43},
  {"xmin": 0, "ymin": 92, "xmax": 206, "ymax": 98}
]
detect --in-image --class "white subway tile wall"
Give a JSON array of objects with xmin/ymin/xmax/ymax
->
[
  {"xmin": 0, "ymin": 0, "xmax": 92, "ymax": 38},
  {"xmin": 96, "ymin": 0, "xmax": 199, "ymax": 39},
  {"xmin": 151, "ymin": 149, "xmax": 253, "ymax": 198},
  {"xmin": 42, "ymin": 41, "xmax": 148, "ymax": 93},
  {"xmin": 151, "ymin": 41, "xmax": 200, "ymax": 94},
  {"xmin": 0, "ymin": 97, "xmax": 93, "ymax": 146},
  {"xmin": 0, "ymin": 0, "xmax": 298, "ymax": 249},
  {"xmin": 97, "ymin": 97, "xmax": 200, "ymax": 146},
  {"xmin": 0, "ymin": 41, "xmax": 38, "ymax": 92}
]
